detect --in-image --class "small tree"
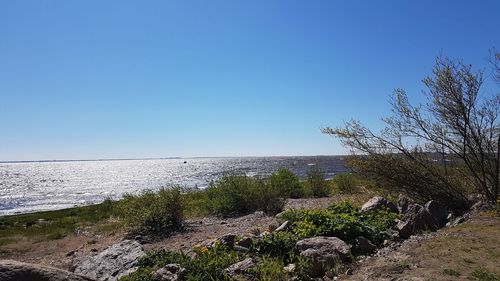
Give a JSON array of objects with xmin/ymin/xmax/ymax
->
[{"xmin": 323, "ymin": 55, "xmax": 500, "ymax": 211}]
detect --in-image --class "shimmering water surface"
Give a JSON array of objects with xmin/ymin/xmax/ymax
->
[{"xmin": 0, "ymin": 156, "xmax": 347, "ymax": 215}]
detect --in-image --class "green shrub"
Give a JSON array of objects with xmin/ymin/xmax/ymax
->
[
  {"xmin": 279, "ymin": 201, "xmax": 398, "ymax": 245},
  {"xmin": 121, "ymin": 244, "xmax": 240, "ymax": 281},
  {"xmin": 117, "ymin": 188, "xmax": 183, "ymax": 237},
  {"xmin": 203, "ymin": 175, "xmax": 261, "ymax": 217},
  {"xmin": 203, "ymin": 175, "xmax": 284, "ymax": 217},
  {"xmin": 252, "ymin": 231, "xmax": 298, "ymax": 264},
  {"xmin": 252, "ymin": 256, "xmax": 288, "ymax": 281},
  {"xmin": 306, "ymin": 167, "xmax": 329, "ymax": 197},
  {"xmin": 330, "ymin": 173, "xmax": 359, "ymax": 194},
  {"xmin": 256, "ymin": 181, "xmax": 286, "ymax": 215},
  {"xmin": 295, "ymin": 256, "xmax": 314, "ymax": 281},
  {"xmin": 269, "ymin": 169, "xmax": 304, "ymax": 198}
]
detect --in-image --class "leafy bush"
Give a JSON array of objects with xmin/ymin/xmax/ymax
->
[
  {"xmin": 256, "ymin": 181, "xmax": 286, "ymax": 215},
  {"xmin": 330, "ymin": 173, "xmax": 359, "ymax": 194},
  {"xmin": 269, "ymin": 169, "xmax": 304, "ymax": 198},
  {"xmin": 252, "ymin": 231, "xmax": 298, "ymax": 264},
  {"xmin": 203, "ymin": 175, "xmax": 285, "ymax": 217},
  {"xmin": 203, "ymin": 175, "xmax": 260, "ymax": 217},
  {"xmin": 121, "ymin": 244, "xmax": 240, "ymax": 281},
  {"xmin": 117, "ymin": 188, "xmax": 183, "ymax": 237},
  {"xmin": 306, "ymin": 167, "xmax": 329, "ymax": 197},
  {"xmin": 279, "ymin": 201, "xmax": 398, "ymax": 245},
  {"xmin": 252, "ymin": 256, "xmax": 288, "ymax": 281}
]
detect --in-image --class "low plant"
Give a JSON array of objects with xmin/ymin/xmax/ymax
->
[
  {"xmin": 252, "ymin": 256, "xmax": 288, "ymax": 281},
  {"xmin": 252, "ymin": 231, "xmax": 298, "ymax": 264},
  {"xmin": 121, "ymin": 244, "xmax": 241, "ymax": 281},
  {"xmin": 0, "ymin": 199, "xmax": 117, "ymax": 241},
  {"xmin": 279, "ymin": 201, "xmax": 398, "ymax": 244},
  {"xmin": 117, "ymin": 187, "xmax": 183, "ymax": 237}
]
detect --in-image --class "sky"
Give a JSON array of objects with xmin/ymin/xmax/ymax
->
[{"xmin": 0, "ymin": 1, "xmax": 499, "ymax": 161}]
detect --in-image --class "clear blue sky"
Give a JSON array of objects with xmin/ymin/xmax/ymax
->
[{"xmin": 0, "ymin": 1, "xmax": 499, "ymax": 161}]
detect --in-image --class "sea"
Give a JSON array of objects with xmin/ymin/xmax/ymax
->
[{"xmin": 0, "ymin": 156, "xmax": 348, "ymax": 216}]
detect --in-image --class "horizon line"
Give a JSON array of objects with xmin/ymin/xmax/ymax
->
[{"xmin": 0, "ymin": 154, "xmax": 348, "ymax": 164}]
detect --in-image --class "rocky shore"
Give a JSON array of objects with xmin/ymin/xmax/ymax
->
[{"xmin": 1, "ymin": 195, "xmax": 497, "ymax": 281}]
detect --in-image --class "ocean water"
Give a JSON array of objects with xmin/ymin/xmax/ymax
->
[{"xmin": 0, "ymin": 156, "xmax": 347, "ymax": 215}]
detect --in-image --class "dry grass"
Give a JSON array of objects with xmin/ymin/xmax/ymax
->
[{"xmin": 346, "ymin": 211, "xmax": 500, "ymax": 281}]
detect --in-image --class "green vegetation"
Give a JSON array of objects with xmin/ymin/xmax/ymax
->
[
  {"xmin": 278, "ymin": 201, "xmax": 399, "ymax": 244},
  {"xmin": 121, "ymin": 244, "xmax": 241, "ymax": 281},
  {"xmin": 202, "ymin": 175, "xmax": 284, "ymax": 217},
  {"xmin": 0, "ymin": 199, "xmax": 117, "ymax": 243},
  {"xmin": 305, "ymin": 167, "xmax": 329, "ymax": 197},
  {"xmin": 269, "ymin": 168, "xmax": 304, "ymax": 198},
  {"xmin": 251, "ymin": 256, "xmax": 288, "ymax": 281},
  {"xmin": 117, "ymin": 188, "xmax": 184, "ymax": 237},
  {"xmin": 252, "ymin": 231, "xmax": 298, "ymax": 264},
  {"xmin": 330, "ymin": 173, "xmax": 360, "ymax": 194}
]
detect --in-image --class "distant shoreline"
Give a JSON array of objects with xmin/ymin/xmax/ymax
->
[{"xmin": 0, "ymin": 155, "xmax": 344, "ymax": 164}]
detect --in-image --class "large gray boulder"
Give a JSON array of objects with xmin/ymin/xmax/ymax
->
[
  {"xmin": 361, "ymin": 196, "xmax": 398, "ymax": 213},
  {"xmin": 73, "ymin": 240, "xmax": 145, "ymax": 281},
  {"xmin": 0, "ymin": 260, "xmax": 95, "ymax": 281},
  {"xmin": 397, "ymin": 204, "xmax": 439, "ymax": 238},
  {"xmin": 296, "ymin": 236, "xmax": 351, "ymax": 277}
]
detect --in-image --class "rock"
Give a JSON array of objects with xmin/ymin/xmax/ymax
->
[
  {"xmin": 201, "ymin": 233, "xmax": 237, "ymax": 250},
  {"xmin": 73, "ymin": 239, "xmax": 145, "ymax": 281},
  {"xmin": 351, "ymin": 236, "xmax": 377, "ymax": 255},
  {"xmin": 361, "ymin": 196, "xmax": 398, "ymax": 213},
  {"xmin": 396, "ymin": 220, "xmax": 414, "ymax": 239},
  {"xmin": 233, "ymin": 245, "xmax": 250, "ymax": 252},
  {"xmin": 0, "ymin": 260, "xmax": 95, "ymax": 281},
  {"xmin": 274, "ymin": 221, "xmax": 289, "ymax": 232},
  {"xmin": 470, "ymin": 200, "xmax": 493, "ymax": 213},
  {"xmin": 225, "ymin": 258, "xmax": 254, "ymax": 278},
  {"xmin": 449, "ymin": 216, "xmax": 466, "ymax": 226},
  {"xmin": 296, "ymin": 236, "xmax": 351, "ymax": 277},
  {"xmin": 397, "ymin": 204, "xmax": 439, "ymax": 238},
  {"xmin": 283, "ymin": 263, "xmax": 296, "ymax": 273},
  {"xmin": 217, "ymin": 233, "xmax": 236, "ymax": 248},
  {"xmin": 398, "ymin": 194, "xmax": 415, "ymax": 214},
  {"xmin": 236, "ymin": 237, "xmax": 253, "ymax": 248},
  {"xmin": 259, "ymin": 231, "xmax": 270, "ymax": 238},
  {"xmin": 152, "ymin": 264, "xmax": 185, "ymax": 281},
  {"xmin": 425, "ymin": 200, "xmax": 448, "ymax": 226}
]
